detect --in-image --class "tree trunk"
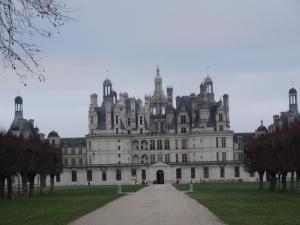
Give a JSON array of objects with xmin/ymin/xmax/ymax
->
[
  {"xmin": 6, "ymin": 176, "xmax": 13, "ymax": 199},
  {"xmin": 291, "ymin": 171, "xmax": 295, "ymax": 192},
  {"xmin": 39, "ymin": 174, "xmax": 46, "ymax": 194},
  {"xmin": 50, "ymin": 175, "xmax": 55, "ymax": 194},
  {"xmin": 21, "ymin": 173, "xmax": 28, "ymax": 195},
  {"xmin": 28, "ymin": 174, "xmax": 36, "ymax": 198},
  {"xmin": 258, "ymin": 171, "xmax": 264, "ymax": 189},
  {"xmin": 281, "ymin": 172, "xmax": 287, "ymax": 192},
  {"xmin": 269, "ymin": 173, "xmax": 277, "ymax": 191},
  {"xmin": 0, "ymin": 175, "xmax": 5, "ymax": 200}
]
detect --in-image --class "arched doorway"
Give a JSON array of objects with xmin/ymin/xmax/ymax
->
[{"xmin": 156, "ymin": 170, "xmax": 164, "ymax": 184}]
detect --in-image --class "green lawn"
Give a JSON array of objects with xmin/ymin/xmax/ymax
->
[
  {"xmin": 174, "ymin": 182, "xmax": 300, "ymax": 225},
  {"xmin": 0, "ymin": 185, "xmax": 144, "ymax": 225}
]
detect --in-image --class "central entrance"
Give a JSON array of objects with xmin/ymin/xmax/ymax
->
[{"xmin": 156, "ymin": 170, "xmax": 164, "ymax": 184}]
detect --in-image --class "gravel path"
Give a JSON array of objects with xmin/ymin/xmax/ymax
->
[{"xmin": 69, "ymin": 184, "xmax": 224, "ymax": 225}]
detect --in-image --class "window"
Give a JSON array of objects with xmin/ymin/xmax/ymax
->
[
  {"xmin": 182, "ymin": 139, "xmax": 187, "ymax": 149},
  {"xmin": 164, "ymin": 140, "xmax": 170, "ymax": 150},
  {"xmin": 88, "ymin": 141, "xmax": 91, "ymax": 151},
  {"xmin": 165, "ymin": 154, "xmax": 170, "ymax": 163},
  {"xmin": 249, "ymin": 172, "xmax": 255, "ymax": 177},
  {"xmin": 181, "ymin": 115, "xmax": 187, "ymax": 124},
  {"xmin": 191, "ymin": 167, "xmax": 195, "ymax": 179},
  {"xmin": 89, "ymin": 155, "xmax": 92, "ymax": 164},
  {"xmin": 118, "ymin": 154, "xmax": 121, "ymax": 158},
  {"xmin": 118, "ymin": 146, "xmax": 121, "ymax": 150},
  {"xmin": 238, "ymin": 153, "xmax": 244, "ymax": 161},
  {"xmin": 219, "ymin": 114, "xmax": 223, "ymax": 122},
  {"xmin": 116, "ymin": 169, "xmax": 122, "ymax": 181},
  {"xmin": 140, "ymin": 117, "xmax": 143, "ymax": 125},
  {"xmin": 181, "ymin": 127, "xmax": 186, "ymax": 133},
  {"xmin": 150, "ymin": 154, "xmax": 156, "ymax": 163},
  {"xmin": 64, "ymin": 148, "xmax": 68, "ymax": 155},
  {"xmin": 127, "ymin": 130, "xmax": 131, "ymax": 134},
  {"xmin": 127, "ymin": 118, "xmax": 131, "ymax": 126},
  {"xmin": 158, "ymin": 154, "xmax": 163, "ymax": 162},
  {"xmin": 222, "ymin": 137, "xmax": 226, "ymax": 148},
  {"xmin": 87, "ymin": 170, "xmax": 93, "ymax": 181},
  {"xmin": 71, "ymin": 158, "xmax": 76, "ymax": 166},
  {"xmin": 220, "ymin": 167, "xmax": 225, "ymax": 178},
  {"xmin": 150, "ymin": 140, "xmax": 155, "ymax": 150},
  {"xmin": 176, "ymin": 154, "xmax": 179, "ymax": 163},
  {"xmin": 182, "ymin": 154, "xmax": 188, "ymax": 163},
  {"xmin": 79, "ymin": 158, "xmax": 83, "ymax": 165},
  {"xmin": 204, "ymin": 167, "xmax": 209, "ymax": 179},
  {"xmin": 216, "ymin": 152, "xmax": 219, "ymax": 161},
  {"xmin": 71, "ymin": 148, "xmax": 75, "ymax": 155},
  {"xmin": 238, "ymin": 143, "xmax": 243, "ymax": 150},
  {"xmin": 222, "ymin": 152, "xmax": 227, "ymax": 161},
  {"xmin": 116, "ymin": 116, "xmax": 119, "ymax": 124},
  {"xmin": 64, "ymin": 159, "xmax": 68, "ymax": 166},
  {"xmin": 102, "ymin": 170, "xmax": 107, "ymax": 181},
  {"xmin": 131, "ymin": 168, "xmax": 137, "ymax": 178},
  {"xmin": 79, "ymin": 147, "xmax": 82, "ymax": 155},
  {"xmin": 219, "ymin": 126, "xmax": 223, "ymax": 131},
  {"xmin": 140, "ymin": 129, "xmax": 143, "ymax": 134},
  {"xmin": 175, "ymin": 139, "xmax": 178, "ymax": 149},
  {"xmin": 176, "ymin": 168, "xmax": 182, "ymax": 179},
  {"xmin": 52, "ymin": 140, "xmax": 55, "ymax": 145},
  {"xmin": 142, "ymin": 169, "xmax": 146, "ymax": 180},
  {"xmin": 216, "ymin": 137, "xmax": 219, "ymax": 148},
  {"xmin": 157, "ymin": 140, "xmax": 162, "ymax": 149},
  {"xmin": 234, "ymin": 167, "xmax": 240, "ymax": 178},
  {"xmin": 56, "ymin": 174, "xmax": 61, "ymax": 182},
  {"xmin": 116, "ymin": 128, "xmax": 119, "ymax": 134},
  {"xmin": 71, "ymin": 171, "xmax": 77, "ymax": 182}
]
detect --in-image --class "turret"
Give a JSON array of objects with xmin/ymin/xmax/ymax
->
[
  {"xmin": 223, "ymin": 94, "xmax": 230, "ymax": 126},
  {"xmin": 289, "ymin": 87, "xmax": 298, "ymax": 113},
  {"xmin": 167, "ymin": 86, "xmax": 173, "ymax": 106},
  {"xmin": 14, "ymin": 95, "xmax": 23, "ymax": 121}
]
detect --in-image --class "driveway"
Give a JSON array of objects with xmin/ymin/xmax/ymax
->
[{"xmin": 69, "ymin": 184, "xmax": 223, "ymax": 225}]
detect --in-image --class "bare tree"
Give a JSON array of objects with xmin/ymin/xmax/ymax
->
[{"xmin": 0, "ymin": 0, "xmax": 70, "ymax": 82}]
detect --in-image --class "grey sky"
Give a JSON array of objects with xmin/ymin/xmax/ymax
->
[{"xmin": 1, "ymin": 0, "xmax": 300, "ymax": 137}]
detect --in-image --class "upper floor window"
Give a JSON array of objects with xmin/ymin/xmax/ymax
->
[
  {"xmin": 150, "ymin": 154, "xmax": 156, "ymax": 163},
  {"xmin": 181, "ymin": 127, "xmax": 187, "ymax": 133},
  {"xmin": 219, "ymin": 114, "xmax": 223, "ymax": 122},
  {"xmin": 165, "ymin": 154, "xmax": 170, "ymax": 163},
  {"xmin": 164, "ymin": 140, "xmax": 170, "ymax": 150},
  {"xmin": 219, "ymin": 126, "xmax": 223, "ymax": 131},
  {"xmin": 175, "ymin": 139, "xmax": 178, "ymax": 149},
  {"xmin": 150, "ymin": 140, "xmax": 155, "ymax": 150},
  {"xmin": 115, "ymin": 116, "xmax": 119, "ymax": 125},
  {"xmin": 182, "ymin": 154, "xmax": 188, "ymax": 163},
  {"xmin": 140, "ymin": 117, "xmax": 143, "ymax": 125},
  {"xmin": 238, "ymin": 143, "xmax": 243, "ymax": 150},
  {"xmin": 116, "ymin": 128, "xmax": 119, "ymax": 134},
  {"xmin": 157, "ymin": 140, "xmax": 163, "ymax": 149},
  {"xmin": 71, "ymin": 158, "xmax": 76, "ymax": 166},
  {"xmin": 216, "ymin": 137, "xmax": 219, "ymax": 148},
  {"xmin": 140, "ymin": 129, "xmax": 143, "ymax": 134},
  {"xmin": 88, "ymin": 141, "xmax": 91, "ymax": 151},
  {"xmin": 222, "ymin": 137, "xmax": 226, "ymax": 148},
  {"xmin": 181, "ymin": 115, "xmax": 187, "ymax": 124},
  {"xmin": 71, "ymin": 148, "xmax": 75, "ymax": 155},
  {"xmin": 222, "ymin": 152, "xmax": 227, "ymax": 161},
  {"xmin": 127, "ymin": 118, "xmax": 131, "ymax": 126},
  {"xmin": 182, "ymin": 139, "xmax": 188, "ymax": 149}
]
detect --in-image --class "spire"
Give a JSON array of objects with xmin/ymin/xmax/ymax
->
[{"xmin": 156, "ymin": 65, "xmax": 160, "ymax": 77}]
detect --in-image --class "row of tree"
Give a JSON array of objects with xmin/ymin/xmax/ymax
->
[
  {"xmin": 245, "ymin": 123, "xmax": 300, "ymax": 192},
  {"xmin": 0, "ymin": 133, "xmax": 63, "ymax": 200}
]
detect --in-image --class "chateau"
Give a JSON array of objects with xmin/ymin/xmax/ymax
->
[{"xmin": 11, "ymin": 68, "xmax": 300, "ymax": 185}]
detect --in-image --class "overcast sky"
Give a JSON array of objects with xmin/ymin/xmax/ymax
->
[{"xmin": 1, "ymin": 0, "xmax": 300, "ymax": 137}]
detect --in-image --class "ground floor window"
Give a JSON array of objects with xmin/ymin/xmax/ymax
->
[
  {"xmin": 158, "ymin": 154, "xmax": 163, "ymax": 162},
  {"xmin": 71, "ymin": 170, "xmax": 77, "ymax": 182},
  {"xmin": 56, "ymin": 174, "xmax": 61, "ymax": 182},
  {"xmin": 142, "ymin": 169, "xmax": 146, "ymax": 180},
  {"xmin": 222, "ymin": 152, "xmax": 227, "ymax": 161},
  {"xmin": 191, "ymin": 167, "xmax": 195, "ymax": 179},
  {"xmin": 220, "ymin": 167, "xmax": 225, "ymax": 178},
  {"xmin": 176, "ymin": 168, "xmax": 182, "ymax": 180},
  {"xmin": 102, "ymin": 170, "xmax": 107, "ymax": 181},
  {"xmin": 176, "ymin": 154, "xmax": 179, "ymax": 163},
  {"xmin": 131, "ymin": 168, "xmax": 137, "ymax": 178},
  {"xmin": 87, "ymin": 170, "xmax": 92, "ymax": 181},
  {"xmin": 249, "ymin": 171, "xmax": 255, "ymax": 177},
  {"xmin": 204, "ymin": 167, "xmax": 209, "ymax": 179},
  {"xmin": 234, "ymin": 166, "xmax": 240, "ymax": 178},
  {"xmin": 116, "ymin": 169, "xmax": 122, "ymax": 181}
]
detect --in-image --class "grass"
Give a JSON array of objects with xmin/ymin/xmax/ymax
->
[
  {"xmin": 174, "ymin": 182, "xmax": 300, "ymax": 225},
  {"xmin": 0, "ymin": 185, "xmax": 144, "ymax": 225}
]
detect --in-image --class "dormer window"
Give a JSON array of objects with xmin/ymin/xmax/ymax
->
[{"xmin": 181, "ymin": 115, "xmax": 187, "ymax": 124}]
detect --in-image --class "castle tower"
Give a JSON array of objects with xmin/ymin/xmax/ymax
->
[
  {"xmin": 14, "ymin": 95, "xmax": 23, "ymax": 121},
  {"xmin": 289, "ymin": 87, "xmax": 298, "ymax": 113},
  {"xmin": 167, "ymin": 86, "xmax": 173, "ymax": 106}
]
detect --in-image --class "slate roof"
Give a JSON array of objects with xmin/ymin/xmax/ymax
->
[{"xmin": 60, "ymin": 138, "xmax": 86, "ymax": 147}]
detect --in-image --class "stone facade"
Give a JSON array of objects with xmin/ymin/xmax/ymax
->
[{"xmin": 48, "ymin": 68, "xmax": 258, "ymax": 186}]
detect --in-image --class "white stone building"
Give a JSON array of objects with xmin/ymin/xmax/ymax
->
[{"xmin": 46, "ymin": 67, "xmax": 258, "ymax": 186}]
